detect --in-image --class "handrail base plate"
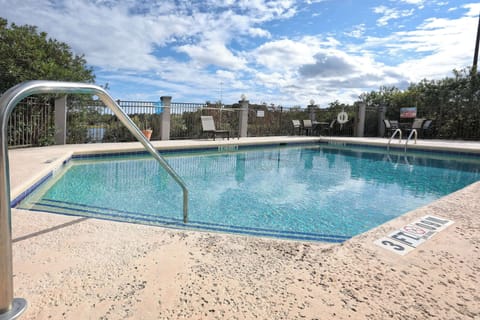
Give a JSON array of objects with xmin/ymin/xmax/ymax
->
[{"xmin": 0, "ymin": 298, "xmax": 27, "ymax": 320}]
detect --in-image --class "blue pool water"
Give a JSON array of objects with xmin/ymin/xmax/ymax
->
[{"xmin": 17, "ymin": 144, "xmax": 480, "ymax": 242}]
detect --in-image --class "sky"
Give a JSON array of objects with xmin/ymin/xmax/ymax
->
[{"xmin": 1, "ymin": 0, "xmax": 479, "ymax": 107}]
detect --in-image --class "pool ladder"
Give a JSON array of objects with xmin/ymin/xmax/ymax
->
[
  {"xmin": 387, "ymin": 128, "xmax": 402, "ymax": 151},
  {"xmin": 387, "ymin": 128, "xmax": 417, "ymax": 152},
  {"xmin": 0, "ymin": 81, "xmax": 190, "ymax": 319},
  {"xmin": 404, "ymin": 129, "xmax": 417, "ymax": 151}
]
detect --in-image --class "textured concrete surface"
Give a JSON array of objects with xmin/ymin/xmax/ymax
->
[{"xmin": 5, "ymin": 137, "xmax": 480, "ymax": 319}]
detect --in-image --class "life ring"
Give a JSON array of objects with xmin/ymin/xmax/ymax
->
[{"xmin": 337, "ymin": 111, "xmax": 349, "ymax": 124}]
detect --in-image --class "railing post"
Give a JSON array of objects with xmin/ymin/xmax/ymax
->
[
  {"xmin": 238, "ymin": 99, "xmax": 249, "ymax": 138},
  {"xmin": 160, "ymin": 96, "xmax": 171, "ymax": 141},
  {"xmin": 54, "ymin": 95, "xmax": 67, "ymax": 145},
  {"xmin": 355, "ymin": 102, "xmax": 366, "ymax": 137},
  {"xmin": 0, "ymin": 88, "xmax": 29, "ymax": 319},
  {"xmin": 1, "ymin": 82, "xmax": 190, "ymax": 319}
]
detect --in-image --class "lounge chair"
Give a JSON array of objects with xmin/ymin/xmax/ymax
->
[
  {"xmin": 201, "ymin": 116, "xmax": 230, "ymax": 140},
  {"xmin": 303, "ymin": 119, "xmax": 313, "ymax": 136},
  {"xmin": 292, "ymin": 120, "xmax": 301, "ymax": 135}
]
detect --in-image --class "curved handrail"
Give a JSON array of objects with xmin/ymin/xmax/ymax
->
[
  {"xmin": 387, "ymin": 128, "xmax": 402, "ymax": 151},
  {"xmin": 405, "ymin": 129, "xmax": 417, "ymax": 151},
  {"xmin": 0, "ymin": 81, "xmax": 189, "ymax": 317}
]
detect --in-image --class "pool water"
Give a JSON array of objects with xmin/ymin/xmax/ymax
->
[{"xmin": 17, "ymin": 144, "xmax": 480, "ymax": 242}]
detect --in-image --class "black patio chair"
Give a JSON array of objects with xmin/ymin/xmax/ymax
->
[
  {"xmin": 384, "ymin": 119, "xmax": 394, "ymax": 137},
  {"xmin": 405, "ymin": 118, "xmax": 425, "ymax": 137},
  {"xmin": 421, "ymin": 119, "xmax": 434, "ymax": 138}
]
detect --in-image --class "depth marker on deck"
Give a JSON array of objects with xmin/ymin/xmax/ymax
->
[{"xmin": 374, "ymin": 215, "xmax": 454, "ymax": 255}]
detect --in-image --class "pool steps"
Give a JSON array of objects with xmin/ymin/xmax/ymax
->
[{"xmin": 25, "ymin": 198, "xmax": 350, "ymax": 243}]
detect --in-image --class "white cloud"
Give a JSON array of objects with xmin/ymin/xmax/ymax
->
[
  {"xmin": 0, "ymin": 0, "xmax": 195, "ymax": 70},
  {"xmin": 463, "ymin": 2, "xmax": 480, "ymax": 16},
  {"xmin": 365, "ymin": 9, "xmax": 477, "ymax": 81},
  {"xmin": 0, "ymin": 0, "xmax": 478, "ymax": 107},
  {"xmin": 0, "ymin": 0, "xmax": 281, "ymax": 72},
  {"xmin": 304, "ymin": 0, "xmax": 328, "ymax": 4},
  {"xmin": 253, "ymin": 39, "xmax": 317, "ymax": 70},
  {"xmin": 396, "ymin": 21, "xmax": 476, "ymax": 79},
  {"xmin": 398, "ymin": 0, "xmax": 425, "ymax": 9},
  {"xmin": 246, "ymin": 34, "xmax": 409, "ymax": 106},
  {"xmin": 373, "ymin": 6, "xmax": 415, "ymax": 26},
  {"xmin": 399, "ymin": 0, "xmax": 424, "ymax": 4},
  {"xmin": 177, "ymin": 41, "xmax": 247, "ymax": 70},
  {"xmin": 345, "ymin": 24, "xmax": 366, "ymax": 38}
]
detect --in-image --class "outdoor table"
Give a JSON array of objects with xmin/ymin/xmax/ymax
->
[
  {"xmin": 399, "ymin": 122, "xmax": 412, "ymax": 131},
  {"xmin": 312, "ymin": 121, "xmax": 329, "ymax": 135}
]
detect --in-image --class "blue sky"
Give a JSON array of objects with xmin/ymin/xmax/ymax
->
[{"xmin": 1, "ymin": 0, "xmax": 479, "ymax": 107}]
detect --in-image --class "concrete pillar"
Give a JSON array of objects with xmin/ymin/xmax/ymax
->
[
  {"xmin": 238, "ymin": 99, "xmax": 249, "ymax": 138},
  {"xmin": 160, "ymin": 96, "xmax": 171, "ymax": 140},
  {"xmin": 54, "ymin": 95, "xmax": 67, "ymax": 145},
  {"xmin": 378, "ymin": 105, "xmax": 386, "ymax": 137},
  {"xmin": 355, "ymin": 102, "xmax": 366, "ymax": 137},
  {"xmin": 307, "ymin": 104, "xmax": 316, "ymax": 121}
]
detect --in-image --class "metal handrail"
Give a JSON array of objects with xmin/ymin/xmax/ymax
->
[
  {"xmin": 405, "ymin": 129, "xmax": 418, "ymax": 151},
  {"xmin": 0, "ymin": 81, "xmax": 189, "ymax": 318},
  {"xmin": 387, "ymin": 128, "xmax": 402, "ymax": 151}
]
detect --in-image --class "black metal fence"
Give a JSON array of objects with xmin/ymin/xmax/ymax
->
[
  {"xmin": 65, "ymin": 98, "xmax": 238, "ymax": 143},
  {"xmin": 6, "ymin": 96, "xmax": 479, "ymax": 148},
  {"xmin": 169, "ymin": 103, "xmax": 240, "ymax": 139},
  {"xmin": 7, "ymin": 97, "xmax": 55, "ymax": 148},
  {"xmin": 246, "ymin": 105, "xmax": 354, "ymax": 137},
  {"xmin": 5, "ymin": 98, "xmax": 356, "ymax": 147},
  {"xmin": 364, "ymin": 105, "xmax": 381, "ymax": 137}
]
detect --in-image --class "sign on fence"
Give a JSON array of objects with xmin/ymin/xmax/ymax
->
[{"xmin": 400, "ymin": 107, "xmax": 417, "ymax": 118}]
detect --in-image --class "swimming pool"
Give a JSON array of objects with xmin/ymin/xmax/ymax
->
[{"xmin": 16, "ymin": 143, "xmax": 480, "ymax": 242}]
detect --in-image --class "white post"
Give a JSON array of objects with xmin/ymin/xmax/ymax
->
[
  {"xmin": 356, "ymin": 102, "xmax": 366, "ymax": 137},
  {"xmin": 307, "ymin": 104, "xmax": 316, "ymax": 121},
  {"xmin": 238, "ymin": 99, "xmax": 249, "ymax": 138},
  {"xmin": 160, "ymin": 96, "xmax": 171, "ymax": 141},
  {"xmin": 54, "ymin": 95, "xmax": 67, "ymax": 145}
]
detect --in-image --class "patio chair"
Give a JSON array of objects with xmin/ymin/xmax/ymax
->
[
  {"xmin": 201, "ymin": 116, "xmax": 230, "ymax": 140},
  {"xmin": 405, "ymin": 118, "xmax": 425, "ymax": 136},
  {"xmin": 292, "ymin": 120, "xmax": 301, "ymax": 135},
  {"xmin": 389, "ymin": 120, "xmax": 399, "ymax": 130},
  {"xmin": 303, "ymin": 119, "xmax": 313, "ymax": 136},
  {"xmin": 325, "ymin": 119, "xmax": 336, "ymax": 136},
  {"xmin": 384, "ymin": 119, "xmax": 394, "ymax": 137},
  {"xmin": 421, "ymin": 119, "xmax": 433, "ymax": 138}
]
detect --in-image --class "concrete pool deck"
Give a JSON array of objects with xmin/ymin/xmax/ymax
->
[{"xmin": 7, "ymin": 137, "xmax": 480, "ymax": 319}]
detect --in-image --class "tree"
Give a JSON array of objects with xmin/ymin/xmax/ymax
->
[{"xmin": 0, "ymin": 18, "xmax": 95, "ymax": 93}]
